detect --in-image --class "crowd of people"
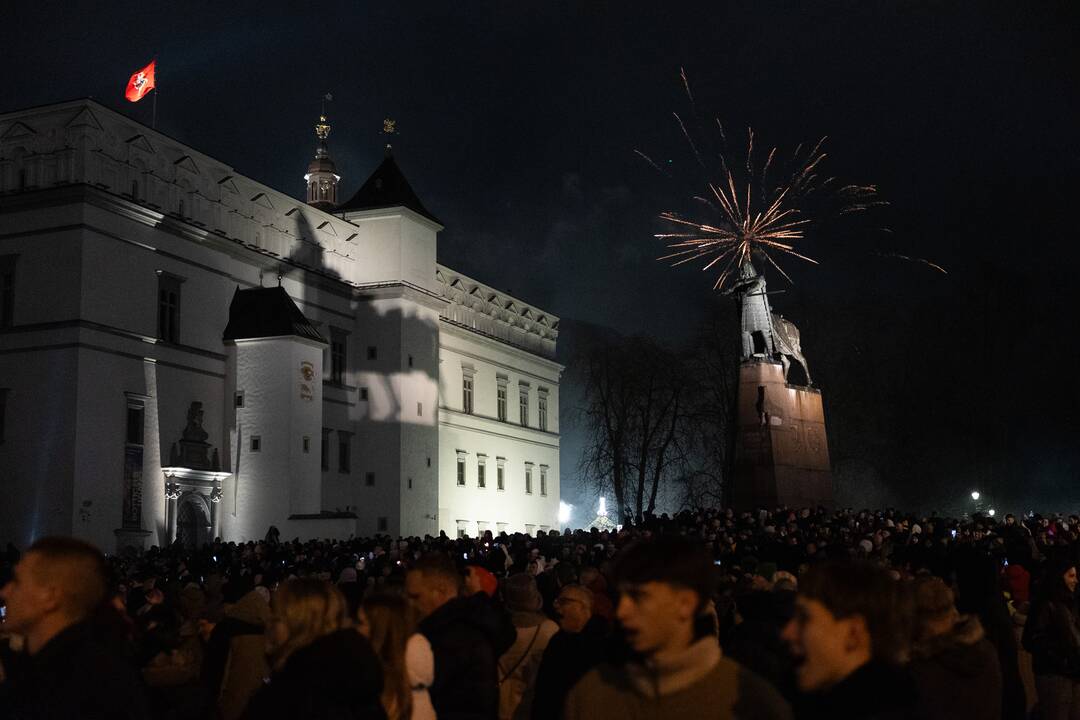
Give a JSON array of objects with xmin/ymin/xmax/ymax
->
[{"xmin": 2, "ymin": 505, "xmax": 1080, "ymax": 719}]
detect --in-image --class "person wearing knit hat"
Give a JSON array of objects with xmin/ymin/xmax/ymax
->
[
  {"xmin": 465, "ymin": 565, "xmax": 498, "ymax": 598},
  {"xmin": 497, "ymin": 574, "xmax": 558, "ymax": 720}
]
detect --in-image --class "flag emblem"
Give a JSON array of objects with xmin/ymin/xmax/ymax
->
[{"xmin": 125, "ymin": 61, "xmax": 156, "ymax": 103}]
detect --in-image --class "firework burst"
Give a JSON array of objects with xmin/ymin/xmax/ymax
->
[{"xmin": 643, "ymin": 70, "xmax": 917, "ymax": 291}]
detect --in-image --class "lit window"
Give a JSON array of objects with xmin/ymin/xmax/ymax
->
[
  {"xmin": 463, "ymin": 375, "xmax": 474, "ymax": 414},
  {"xmin": 497, "ymin": 383, "xmax": 507, "ymax": 422}
]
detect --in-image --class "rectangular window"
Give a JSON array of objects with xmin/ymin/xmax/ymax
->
[
  {"xmin": 408, "ymin": 477, "xmax": 413, "ymax": 489},
  {"xmin": 156, "ymin": 272, "xmax": 182, "ymax": 343},
  {"xmin": 525, "ymin": 466, "xmax": 533, "ymax": 494},
  {"xmin": 497, "ymin": 464, "xmax": 505, "ymax": 491},
  {"xmin": 303, "ymin": 436, "xmax": 311, "ymax": 453},
  {"xmin": 367, "ymin": 346, "xmax": 377, "ymax": 360},
  {"xmin": 321, "ymin": 428, "xmax": 331, "ymax": 471},
  {"xmin": 456, "ymin": 520, "xmax": 469, "ymax": 539},
  {"xmin": 538, "ymin": 394, "xmax": 548, "ymax": 432},
  {"xmin": 360, "ymin": 387, "xmax": 368, "ymax": 401},
  {"xmin": 365, "ymin": 472, "xmax": 375, "ymax": 487},
  {"xmin": 417, "ymin": 402, "xmax": 423, "ymax": 417},
  {"xmin": 478, "ymin": 460, "xmax": 486, "ymax": 489},
  {"xmin": 330, "ymin": 328, "xmax": 347, "ymax": 384},
  {"xmin": 0, "ymin": 255, "xmax": 16, "ymax": 329},
  {"xmin": 497, "ymin": 384, "xmax": 507, "ymax": 422},
  {"xmin": 519, "ymin": 391, "xmax": 529, "ymax": 427},
  {"xmin": 457, "ymin": 456, "xmax": 466, "ymax": 486},
  {"xmin": 408, "ymin": 355, "xmax": 414, "ymax": 368},
  {"xmin": 377, "ymin": 516, "xmax": 388, "ymax": 532},
  {"xmin": 462, "ymin": 375, "xmax": 474, "ymax": 414},
  {"xmin": 338, "ymin": 431, "xmax": 351, "ymax": 473},
  {"xmin": 234, "ymin": 391, "xmax": 245, "ymax": 408},
  {"xmin": 526, "ymin": 524, "xmax": 536, "ymax": 537},
  {"xmin": 250, "ymin": 436, "xmax": 261, "ymax": 452},
  {"xmin": 126, "ymin": 404, "xmax": 145, "ymax": 446},
  {"xmin": 540, "ymin": 466, "xmax": 548, "ymax": 496}
]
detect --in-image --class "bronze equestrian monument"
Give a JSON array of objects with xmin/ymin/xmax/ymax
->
[{"xmin": 730, "ymin": 260, "xmax": 832, "ymax": 509}]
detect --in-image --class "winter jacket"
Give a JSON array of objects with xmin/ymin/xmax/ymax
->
[
  {"xmin": 419, "ymin": 592, "xmax": 516, "ymax": 720},
  {"xmin": 0, "ymin": 619, "xmax": 151, "ymax": 720},
  {"xmin": 564, "ymin": 636, "xmax": 791, "ymax": 720},
  {"xmin": 793, "ymin": 660, "xmax": 916, "ymax": 720},
  {"xmin": 242, "ymin": 628, "xmax": 386, "ymax": 720},
  {"xmin": 202, "ymin": 590, "xmax": 272, "ymax": 720},
  {"xmin": 1022, "ymin": 597, "xmax": 1080, "ymax": 678},
  {"xmin": 531, "ymin": 616, "xmax": 608, "ymax": 720},
  {"xmin": 909, "ymin": 616, "xmax": 1002, "ymax": 720},
  {"xmin": 497, "ymin": 612, "xmax": 559, "ymax": 720}
]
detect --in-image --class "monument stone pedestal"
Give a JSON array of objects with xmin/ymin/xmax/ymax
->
[{"xmin": 732, "ymin": 360, "xmax": 832, "ymax": 509}]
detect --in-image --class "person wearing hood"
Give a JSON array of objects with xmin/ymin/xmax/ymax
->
[
  {"xmin": 564, "ymin": 535, "xmax": 790, "ymax": 720},
  {"xmin": 497, "ymin": 574, "xmax": 559, "ymax": 720},
  {"xmin": 407, "ymin": 553, "xmax": 515, "ymax": 720},
  {"xmin": 201, "ymin": 580, "xmax": 272, "ymax": 720},
  {"xmin": 1022, "ymin": 557, "xmax": 1080, "ymax": 720},
  {"xmin": 908, "ymin": 575, "xmax": 1002, "ymax": 720}
]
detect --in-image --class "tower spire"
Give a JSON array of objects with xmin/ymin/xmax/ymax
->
[{"xmin": 305, "ymin": 93, "xmax": 339, "ymax": 210}]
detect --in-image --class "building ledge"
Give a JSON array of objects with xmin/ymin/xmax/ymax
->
[{"xmin": 288, "ymin": 511, "xmax": 357, "ymax": 520}]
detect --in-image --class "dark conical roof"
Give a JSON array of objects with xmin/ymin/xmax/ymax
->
[
  {"xmin": 336, "ymin": 147, "xmax": 441, "ymax": 224},
  {"xmin": 222, "ymin": 286, "xmax": 326, "ymax": 343}
]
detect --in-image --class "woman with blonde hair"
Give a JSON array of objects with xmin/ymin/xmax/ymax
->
[
  {"xmin": 359, "ymin": 593, "xmax": 436, "ymax": 720},
  {"xmin": 243, "ymin": 578, "xmax": 386, "ymax": 720}
]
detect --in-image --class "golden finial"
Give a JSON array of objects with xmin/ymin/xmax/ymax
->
[
  {"xmin": 382, "ymin": 118, "xmax": 396, "ymax": 135},
  {"xmin": 316, "ymin": 93, "xmax": 333, "ymax": 141}
]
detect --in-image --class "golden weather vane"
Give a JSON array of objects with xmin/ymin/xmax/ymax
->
[{"xmin": 382, "ymin": 118, "xmax": 396, "ymax": 135}]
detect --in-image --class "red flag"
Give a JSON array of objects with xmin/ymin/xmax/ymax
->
[{"xmin": 125, "ymin": 61, "xmax": 156, "ymax": 103}]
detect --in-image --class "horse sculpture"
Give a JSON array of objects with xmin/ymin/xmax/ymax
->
[{"xmin": 771, "ymin": 313, "xmax": 812, "ymax": 386}]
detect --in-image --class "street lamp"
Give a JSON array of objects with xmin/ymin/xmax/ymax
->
[
  {"xmin": 988, "ymin": 508, "xmax": 996, "ymax": 517},
  {"xmin": 971, "ymin": 491, "xmax": 980, "ymax": 501},
  {"xmin": 558, "ymin": 501, "xmax": 572, "ymax": 526}
]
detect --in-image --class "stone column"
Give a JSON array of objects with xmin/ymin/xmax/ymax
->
[
  {"xmin": 210, "ymin": 486, "xmax": 223, "ymax": 541},
  {"xmin": 164, "ymin": 481, "xmax": 182, "ymax": 543}
]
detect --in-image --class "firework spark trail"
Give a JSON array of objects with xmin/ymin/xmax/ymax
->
[
  {"xmin": 876, "ymin": 252, "xmax": 948, "ymax": 274},
  {"xmin": 633, "ymin": 149, "xmax": 669, "ymax": 177}
]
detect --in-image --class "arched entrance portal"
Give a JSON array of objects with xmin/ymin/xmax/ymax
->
[{"xmin": 176, "ymin": 494, "xmax": 212, "ymax": 548}]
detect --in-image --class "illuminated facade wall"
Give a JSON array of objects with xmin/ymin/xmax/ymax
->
[{"xmin": 0, "ymin": 99, "xmax": 561, "ymax": 550}]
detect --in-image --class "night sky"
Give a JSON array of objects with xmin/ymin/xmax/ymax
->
[{"xmin": 4, "ymin": 1, "xmax": 1079, "ymax": 513}]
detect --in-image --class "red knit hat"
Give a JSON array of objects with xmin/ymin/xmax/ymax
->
[{"xmin": 468, "ymin": 565, "xmax": 498, "ymax": 597}]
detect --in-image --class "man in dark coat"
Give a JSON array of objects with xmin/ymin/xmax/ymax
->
[
  {"xmin": 407, "ymin": 553, "xmax": 515, "ymax": 720},
  {"xmin": 0, "ymin": 536, "xmax": 151, "ymax": 720},
  {"xmin": 531, "ymin": 584, "xmax": 608, "ymax": 719},
  {"xmin": 781, "ymin": 560, "xmax": 915, "ymax": 720},
  {"xmin": 908, "ymin": 575, "xmax": 1002, "ymax": 720}
]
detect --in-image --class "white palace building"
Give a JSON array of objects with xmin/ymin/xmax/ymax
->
[{"xmin": 0, "ymin": 99, "xmax": 562, "ymax": 551}]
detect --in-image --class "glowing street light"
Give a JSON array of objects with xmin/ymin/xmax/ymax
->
[
  {"xmin": 558, "ymin": 501, "xmax": 572, "ymax": 525},
  {"xmin": 988, "ymin": 508, "xmax": 996, "ymax": 517},
  {"xmin": 970, "ymin": 491, "xmax": 981, "ymax": 501},
  {"xmin": 598, "ymin": 496, "xmax": 608, "ymax": 517}
]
